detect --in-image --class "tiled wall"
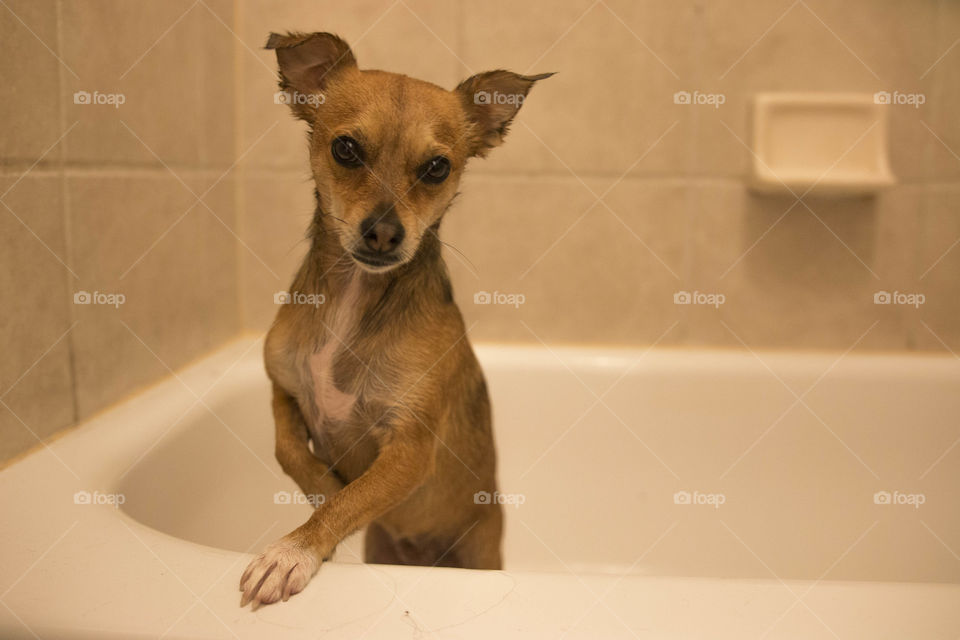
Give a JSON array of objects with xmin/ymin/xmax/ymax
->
[
  {"xmin": 0, "ymin": 1, "xmax": 239, "ymax": 462},
  {"xmin": 3, "ymin": 0, "xmax": 959, "ymax": 462},
  {"xmin": 236, "ymin": 0, "xmax": 960, "ymax": 353}
]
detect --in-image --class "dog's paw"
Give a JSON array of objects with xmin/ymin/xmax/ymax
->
[{"xmin": 239, "ymin": 537, "xmax": 320, "ymax": 608}]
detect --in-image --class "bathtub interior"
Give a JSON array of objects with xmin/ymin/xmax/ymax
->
[{"xmin": 116, "ymin": 343, "xmax": 960, "ymax": 584}]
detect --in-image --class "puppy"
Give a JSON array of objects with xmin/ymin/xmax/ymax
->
[{"xmin": 239, "ymin": 31, "xmax": 551, "ymax": 608}]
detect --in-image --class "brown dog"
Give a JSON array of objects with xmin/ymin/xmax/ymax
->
[{"xmin": 239, "ymin": 31, "xmax": 551, "ymax": 608}]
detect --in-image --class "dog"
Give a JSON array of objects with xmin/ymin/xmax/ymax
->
[{"xmin": 238, "ymin": 32, "xmax": 551, "ymax": 608}]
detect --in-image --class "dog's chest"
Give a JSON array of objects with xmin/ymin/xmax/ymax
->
[
  {"xmin": 307, "ymin": 340, "xmax": 357, "ymax": 424},
  {"xmin": 266, "ymin": 271, "xmax": 398, "ymax": 483},
  {"xmin": 267, "ymin": 275, "xmax": 380, "ymax": 448}
]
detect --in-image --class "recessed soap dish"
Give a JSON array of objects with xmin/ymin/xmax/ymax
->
[{"xmin": 750, "ymin": 93, "xmax": 895, "ymax": 196}]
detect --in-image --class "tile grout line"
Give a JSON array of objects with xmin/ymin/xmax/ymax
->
[
  {"xmin": 1, "ymin": 162, "xmax": 960, "ymax": 189},
  {"xmin": 679, "ymin": 0, "xmax": 708, "ymax": 343},
  {"xmin": 232, "ymin": 0, "xmax": 247, "ymax": 335},
  {"xmin": 56, "ymin": 0, "xmax": 82, "ymax": 431}
]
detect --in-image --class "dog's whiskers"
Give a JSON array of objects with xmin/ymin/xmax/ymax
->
[{"xmin": 436, "ymin": 237, "xmax": 478, "ymax": 276}]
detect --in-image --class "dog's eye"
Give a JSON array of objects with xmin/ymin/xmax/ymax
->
[
  {"xmin": 331, "ymin": 136, "xmax": 363, "ymax": 168},
  {"xmin": 419, "ymin": 156, "xmax": 450, "ymax": 184}
]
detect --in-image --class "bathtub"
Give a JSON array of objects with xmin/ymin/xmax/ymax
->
[{"xmin": 1, "ymin": 336, "xmax": 958, "ymax": 638}]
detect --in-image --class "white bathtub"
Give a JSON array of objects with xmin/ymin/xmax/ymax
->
[{"xmin": 1, "ymin": 336, "xmax": 958, "ymax": 638}]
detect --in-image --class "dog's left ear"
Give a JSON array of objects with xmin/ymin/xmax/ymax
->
[
  {"xmin": 455, "ymin": 70, "xmax": 554, "ymax": 157},
  {"xmin": 266, "ymin": 31, "xmax": 357, "ymax": 122}
]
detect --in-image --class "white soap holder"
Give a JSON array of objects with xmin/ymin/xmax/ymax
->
[{"xmin": 750, "ymin": 93, "xmax": 895, "ymax": 196}]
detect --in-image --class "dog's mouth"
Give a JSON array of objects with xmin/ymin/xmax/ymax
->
[{"xmin": 350, "ymin": 250, "xmax": 403, "ymax": 272}]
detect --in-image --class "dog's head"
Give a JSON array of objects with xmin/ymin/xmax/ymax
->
[{"xmin": 266, "ymin": 32, "xmax": 552, "ymax": 273}]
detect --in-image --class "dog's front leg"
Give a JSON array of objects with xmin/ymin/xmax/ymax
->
[
  {"xmin": 271, "ymin": 382, "xmax": 345, "ymax": 499},
  {"xmin": 240, "ymin": 422, "xmax": 433, "ymax": 607}
]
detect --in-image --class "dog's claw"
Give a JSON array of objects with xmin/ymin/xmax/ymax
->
[
  {"xmin": 241, "ymin": 560, "xmax": 276, "ymax": 607},
  {"xmin": 280, "ymin": 563, "xmax": 299, "ymax": 602},
  {"xmin": 240, "ymin": 539, "xmax": 319, "ymax": 608},
  {"xmin": 239, "ymin": 563, "xmax": 255, "ymax": 592}
]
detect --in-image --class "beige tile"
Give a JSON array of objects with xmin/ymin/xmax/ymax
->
[
  {"xmin": 0, "ymin": 1, "xmax": 62, "ymax": 163},
  {"xmin": 196, "ymin": 0, "xmax": 236, "ymax": 168},
  {"xmin": 239, "ymin": 172, "xmax": 314, "ymax": 330},
  {"xmin": 238, "ymin": 0, "xmax": 459, "ymax": 170},
  {"xmin": 460, "ymin": 0, "xmax": 697, "ymax": 178},
  {"xmin": 685, "ymin": 184, "xmax": 921, "ymax": 350},
  {"xmin": 915, "ymin": 185, "xmax": 960, "ymax": 351},
  {"xmin": 926, "ymin": 1, "xmax": 960, "ymax": 180},
  {"xmin": 61, "ymin": 0, "xmax": 234, "ymax": 168},
  {"xmin": 697, "ymin": 0, "xmax": 938, "ymax": 183},
  {"xmin": 443, "ymin": 173, "xmax": 687, "ymax": 344},
  {"xmin": 0, "ymin": 175, "xmax": 75, "ymax": 461},
  {"xmin": 67, "ymin": 172, "xmax": 239, "ymax": 418}
]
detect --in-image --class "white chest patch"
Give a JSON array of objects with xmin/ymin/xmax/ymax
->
[
  {"xmin": 309, "ymin": 273, "xmax": 361, "ymax": 424},
  {"xmin": 309, "ymin": 342, "xmax": 357, "ymax": 423}
]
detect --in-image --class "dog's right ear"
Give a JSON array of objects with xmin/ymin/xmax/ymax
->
[{"xmin": 265, "ymin": 32, "xmax": 356, "ymax": 122}]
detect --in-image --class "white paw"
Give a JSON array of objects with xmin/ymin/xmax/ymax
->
[{"xmin": 240, "ymin": 537, "xmax": 320, "ymax": 608}]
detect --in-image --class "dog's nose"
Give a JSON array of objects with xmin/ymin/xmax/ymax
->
[{"xmin": 360, "ymin": 210, "xmax": 405, "ymax": 253}]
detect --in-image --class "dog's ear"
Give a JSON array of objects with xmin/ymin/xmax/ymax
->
[
  {"xmin": 455, "ymin": 70, "xmax": 554, "ymax": 157},
  {"xmin": 265, "ymin": 32, "xmax": 357, "ymax": 122}
]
